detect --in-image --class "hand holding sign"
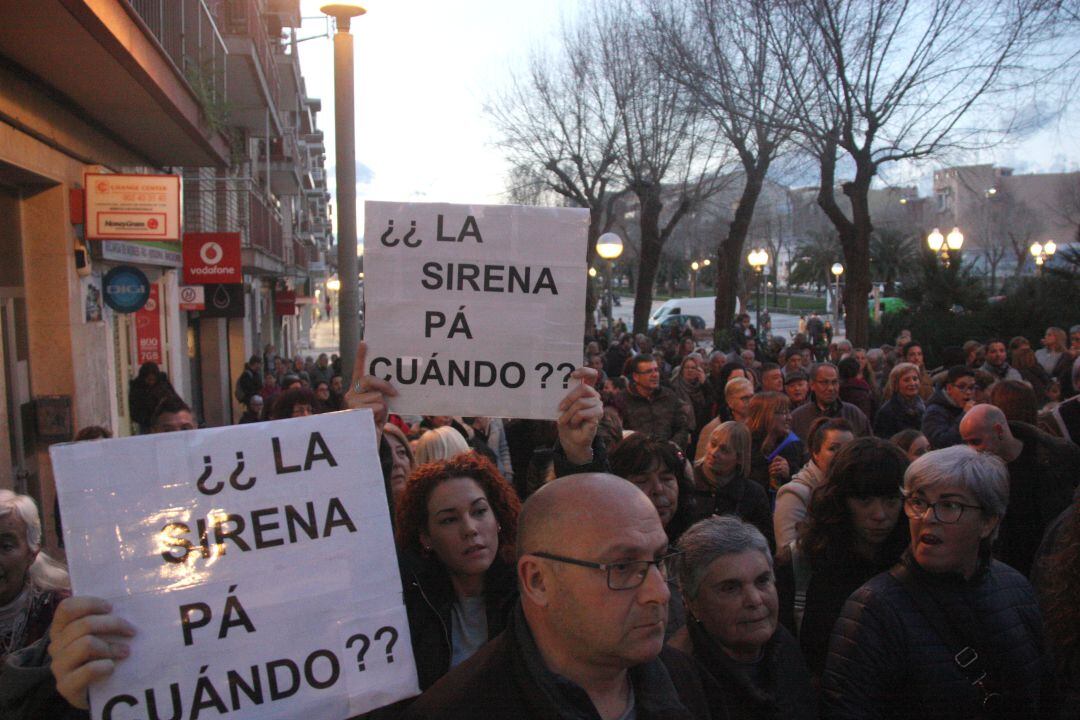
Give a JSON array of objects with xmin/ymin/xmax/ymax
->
[
  {"xmin": 556, "ymin": 368, "xmax": 603, "ymax": 465},
  {"xmin": 49, "ymin": 596, "xmax": 136, "ymax": 710},
  {"xmin": 344, "ymin": 342, "xmax": 398, "ymax": 445}
]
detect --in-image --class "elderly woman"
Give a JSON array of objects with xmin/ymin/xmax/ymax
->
[
  {"xmin": 671, "ymin": 516, "xmax": 816, "ymax": 720},
  {"xmin": 395, "ymin": 452, "xmax": 521, "ymax": 692},
  {"xmin": 873, "ymin": 362, "xmax": 925, "ymax": 439},
  {"xmin": 0, "ymin": 491, "xmax": 69, "ymax": 662},
  {"xmin": 384, "ymin": 422, "xmax": 415, "ymax": 508},
  {"xmin": 414, "ymin": 425, "xmax": 471, "ymax": 465},
  {"xmin": 684, "ymin": 421, "xmax": 774, "ymax": 551},
  {"xmin": 671, "ymin": 353, "xmax": 710, "ymax": 445},
  {"xmin": 821, "ymin": 445, "xmax": 1045, "ymax": 719}
]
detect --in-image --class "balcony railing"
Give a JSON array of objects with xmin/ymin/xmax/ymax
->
[
  {"xmin": 183, "ymin": 177, "xmax": 284, "ymax": 261},
  {"xmin": 125, "ymin": 0, "xmax": 227, "ymax": 110},
  {"xmin": 219, "ymin": 0, "xmax": 282, "ymax": 111}
]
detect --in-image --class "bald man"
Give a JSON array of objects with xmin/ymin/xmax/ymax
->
[
  {"xmin": 960, "ymin": 404, "xmax": 1080, "ymax": 576},
  {"xmin": 405, "ymin": 474, "xmax": 720, "ymax": 720}
]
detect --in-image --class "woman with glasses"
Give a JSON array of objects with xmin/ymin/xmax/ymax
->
[
  {"xmin": 670, "ymin": 516, "xmax": 816, "ymax": 720},
  {"xmin": 873, "ymin": 362, "xmax": 926, "ymax": 439},
  {"xmin": 394, "ymin": 452, "xmax": 521, "ymax": 693},
  {"xmin": 745, "ymin": 391, "xmax": 805, "ymax": 494},
  {"xmin": 821, "ymin": 445, "xmax": 1045, "ymax": 719},
  {"xmin": 775, "ymin": 437, "xmax": 909, "ymax": 676}
]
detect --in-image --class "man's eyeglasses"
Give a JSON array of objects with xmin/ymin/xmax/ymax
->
[
  {"xmin": 903, "ymin": 496, "xmax": 982, "ymax": 524},
  {"xmin": 634, "ymin": 367, "xmax": 660, "ymax": 375},
  {"xmin": 529, "ymin": 551, "xmax": 678, "ymax": 590},
  {"xmin": 951, "ymin": 382, "xmax": 976, "ymax": 392}
]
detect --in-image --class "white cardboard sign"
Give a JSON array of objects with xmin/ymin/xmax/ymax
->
[
  {"xmin": 363, "ymin": 201, "xmax": 589, "ymax": 420},
  {"xmin": 51, "ymin": 411, "xmax": 418, "ymax": 720}
]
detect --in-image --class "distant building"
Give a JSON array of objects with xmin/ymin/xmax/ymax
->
[{"xmin": 931, "ymin": 164, "xmax": 1079, "ymax": 276}]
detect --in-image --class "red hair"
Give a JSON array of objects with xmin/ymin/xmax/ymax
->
[{"xmin": 394, "ymin": 452, "xmax": 521, "ymax": 564}]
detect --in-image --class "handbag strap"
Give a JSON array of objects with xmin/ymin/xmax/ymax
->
[{"xmin": 889, "ymin": 564, "xmax": 1003, "ymax": 717}]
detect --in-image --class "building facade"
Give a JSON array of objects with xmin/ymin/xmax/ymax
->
[{"xmin": 0, "ymin": 0, "xmax": 330, "ymax": 552}]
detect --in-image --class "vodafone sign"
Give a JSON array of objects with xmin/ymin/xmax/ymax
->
[{"xmin": 183, "ymin": 233, "xmax": 242, "ymax": 284}]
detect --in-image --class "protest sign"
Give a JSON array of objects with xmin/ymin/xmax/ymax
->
[
  {"xmin": 363, "ymin": 201, "xmax": 589, "ymax": 419},
  {"xmin": 51, "ymin": 411, "xmax": 418, "ymax": 720}
]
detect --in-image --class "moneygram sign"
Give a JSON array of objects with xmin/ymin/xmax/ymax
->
[
  {"xmin": 85, "ymin": 173, "xmax": 180, "ymax": 241},
  {"xmin": 183, "ymin": 233, "xmax": 242, "ymax": 284}
]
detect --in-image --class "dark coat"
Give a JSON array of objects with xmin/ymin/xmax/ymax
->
[
  {"xmin": 993, "ymin": 421, "xmax": 1080, "ymax": 577},
  {"xmin": 669, "ymin": 620, "xmax": 817, "ymax": 720},
  {"xmin": 400, "ymin": 552, "xmax": 519, "ymax": 693},
  {"xmin": 403, "ymin": 606, "xmax": 721, "ymax": 720},
  {"xmin": 790, "ymin": 399, "xmax": 870, "ymax": 442},
  {"xmin": 0, "ymin": 638, "xmax": 86, "ymax": 720},
  {"xmin": 872, "ymin": 396, "xmax": 924, "ymax": 439},
  {"xmin": 839, "ymin": 378, "xmax": 876, "ymax": 424},
  {"xmin": 790, "ymin": 555, "xmax": 895, "ymax": 677},
  {"xmin": 618, "ymin": 386, "xmax": 692, "ymax": 450},
  {"xmin": 820, "ymin": 553, "xmax": 1045, "ymax": 720},
  {"xmin": 683, "ymin": 464, "xmax": 775, "ymax": 552},
  {"xmin": 921, "ymin": 388, "xmax": 964, "ymax": 449}
]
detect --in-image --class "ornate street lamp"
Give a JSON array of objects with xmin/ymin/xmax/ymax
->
[
  {"xmin": 1030, "ymin": 240, "xmax": 1056, "ymax": 274},
  {"xmin": 596, "ymin": 232, "xmax": 624, "ymax": 337},
  {"xmin": 831, "ymin": 262, "xmax": 844, "ymax": 326},
  {"xmin": 747, "ymin": 248, "xmax": 769, "ymax": 329},
  {"xmin": 927, "ymin": 226, "xmax": 963, "ymax": 268}
]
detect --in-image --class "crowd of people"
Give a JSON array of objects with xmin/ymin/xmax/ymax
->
[{"xmin": 2, "ymin": 318, "xmax": 1080, "ymax": 720}]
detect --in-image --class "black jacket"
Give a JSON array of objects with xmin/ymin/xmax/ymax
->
[
  {"xmin": 821, "ymin": 553, "xmax": 1045, "ymax": 720},
  {"xmin": 749, "ymin": 434, "xmax": 805, "ymax": 498},
  {"xmin": 872, "ymin": 396, "xmax": 924, "ymax": 439},
  {"xmin": 400, "ymin": 551, "xmax": 519, "ymax": 693},
  {"xmin": 670, "ymin": 620, "xmax": 817, "ymax": 720},
  {"xmin": 921, "ymin": 388, "xmax": 963, "ymax": 449},
  {"xmin": 684, "ymin": 464, "xmax": 775, "ymax": 552},
  {"xmin": 404, "ymin": 605, "xmax": 722, "ymax": 720},
  {"xmin": 994, "ymin": 421, "xmax": 1080, "ymax": 577}
]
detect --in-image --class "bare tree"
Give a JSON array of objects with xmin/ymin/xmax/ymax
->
[
  {"xmin": 992, "ymin": 186, "xmax": 1045, "ymax": 278},
  {"xmin": 486, "ymin": 33, "xmax": 625, "ymax": 334},
  {"xmin": 587, "ymin": 0, "xmax": 734, "ymax": 333},
  {"xmin": 771, "ymin": 0, "xmax": 1051, "ymax": 345},
  {"xmin": 650, "ymin": 0, "xmax": 799, "ymax": 344}
]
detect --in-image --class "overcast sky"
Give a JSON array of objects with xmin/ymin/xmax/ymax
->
[{"xmin": 294, "ymin": 0, "xmax": 1079, "ymax": 249}]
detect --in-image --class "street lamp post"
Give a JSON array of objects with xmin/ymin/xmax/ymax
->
[
  {"xmin": 1030, "ymin": 240, "xmax": 1056, "ymax": 275},
  {"xmin": 747, "ymin": 248, "xmax": 768, "ymax": 330},
  {"xmin": 831, "ymin": 262, "xmax": 844, "ymax": 328},
  {"xmin": 927, "ymin": 226, "xmax": 964, "ymax": 268},
  {"xmin": 596, "ymin": 232, "xmax": 624, "ymax": 339},
  {"xmin": 321, "ymin": 1, "xmax": 366, "ymax": 381},
  {"xmin": 690, "ymin": 261, "xmax": 700, "ymax": 298}
]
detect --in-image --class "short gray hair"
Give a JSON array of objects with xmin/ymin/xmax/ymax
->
[
  {"xmin": 810, "ymin": 362, "xmax": 838, "ymax": 382},
  {"xmin": 675, "ymin": 516, "xmax": 771, "ymax": 601},
  {"xmin": 724, "ymin": 376, "xmax": 753, "ymax": 401},
  {"xmin": 904, "ymin": 446, "xmax": 1009, "ymax": 539}
]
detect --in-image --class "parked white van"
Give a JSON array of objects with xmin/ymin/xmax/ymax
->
[{"xmin": 647, "ymin": 296, "xmax": 742, "ymax": 331}]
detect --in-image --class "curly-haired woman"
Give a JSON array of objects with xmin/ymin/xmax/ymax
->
[
  {"xmin": 395, "ymin": 452, "xmax": 521, "ymax": 692},
  {"xmin": 775, "ymin": 437, "xmax": 909, "ymax": 676}
]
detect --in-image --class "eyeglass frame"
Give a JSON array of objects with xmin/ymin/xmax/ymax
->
[
  {"xmin": 903, "ymin": 495, "xmax": 983, "ymax": 524},
  {"xmin": 528, "ymin": 550, "xmax": 678, "ymax": 590}
]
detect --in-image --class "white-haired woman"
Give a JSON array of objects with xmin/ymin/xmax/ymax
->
[
  {"xmin": 0, "ymin": 491, "xmax": 69, "ymax": 663},
  {"xmin": 822, "ymin": 445, "xmax": 1045, "ymax": 719},
  {"xmin": 414, "ymin": 425, "xmax": 471, "ymax": 465},
  {"xmin": 671, "ymin": 515, "xmax": 816, "ymax": 720}
]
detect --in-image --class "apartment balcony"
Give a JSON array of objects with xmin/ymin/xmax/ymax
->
[
  {"xmin": 218, "ymin": 0, "xmax": 283, "ymax": 135},
  {"xmin": 269, "ymin": 128, "xmax": 301, "ymax": 194},
  {"xmin": 0, "ymin": 0, "xmax": 230, "ymax": 166}
]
